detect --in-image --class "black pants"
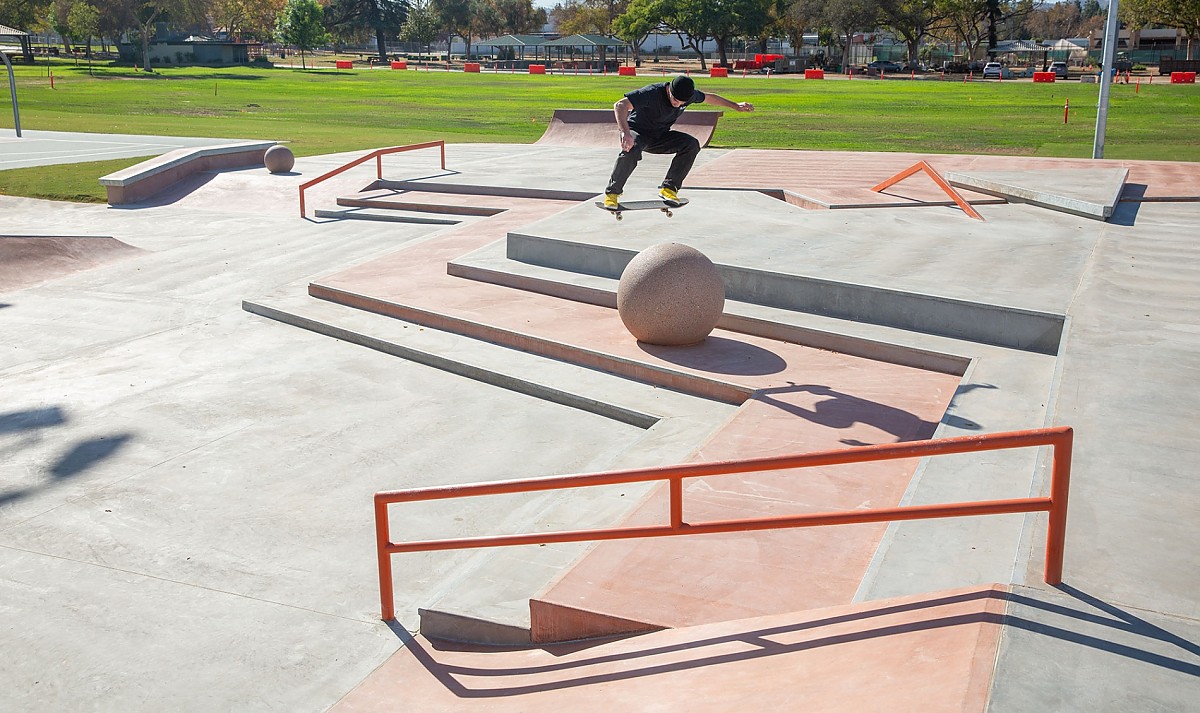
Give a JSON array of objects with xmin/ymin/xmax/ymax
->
[{"xmin": 605, "ymin": 129, "xmax": 700, "ymax": 195}]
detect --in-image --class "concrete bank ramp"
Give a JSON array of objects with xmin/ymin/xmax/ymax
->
[
  {"xmin": 536, "ymin": 109, "xmax": 722, "ymax": 148},
  {"xmin": 0, "ymin": 235, "xmax": 143, "ymax": 292}
]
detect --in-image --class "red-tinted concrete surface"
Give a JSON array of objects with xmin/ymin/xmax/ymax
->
[
  {"xmin": 333, "ymin": 585, "xmax": 1007, "ymax": 712},
  {"xmin": 311, "ymin": 190, "xmax": 961, "ymax": 640},
  {"xmin": 0, "ymin": 236, "xmax": 143, "ymax": 292},
  {"xmin": 689, "ymin": 149, "xmax": 1200, "ymax": 205}
]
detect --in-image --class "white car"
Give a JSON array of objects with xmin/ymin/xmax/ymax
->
[{"xmin": 982, "ymin": 62, "xmax": 1003, "ymax": 79}]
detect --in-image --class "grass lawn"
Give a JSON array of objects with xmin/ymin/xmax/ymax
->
[{"xmin": 2, "ymin": 59, "xmax": 1197, "ymax": 202}]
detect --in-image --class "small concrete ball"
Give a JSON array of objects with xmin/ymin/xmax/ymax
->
[
  {"xmin": 617, "ymin": 242, "xmax": 725, "ymax": 346},
  {"xmin": 264, "ymin": 145, "xmax": 295, "ymax": 173}
]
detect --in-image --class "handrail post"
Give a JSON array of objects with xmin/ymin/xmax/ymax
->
[
  {"xmin": 669, "ymin": 476, "xmax": 683, "ymax": 529},
  {"xmin": 375, "ymin": 496, "xmax": 396, "ymax": 620},
  {"xmin": 440, "ymin": 142, "xmax": 446, "ymax": 170},
  {"xmin": 376, "ymin": 153, "xmax": 383, "ymax": 180},
  {"xmin": 1043, "ymin": 428, "xmax": 1073, "ymax": 584},
  {"xmin": 298, "ymin": 186, "xmax": 306, "ymax": 218}
]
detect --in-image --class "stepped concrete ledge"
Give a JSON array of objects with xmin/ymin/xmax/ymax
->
[
  {"xmin": 314, "ymin": 208, "xmax": 462, "ymax": 225},
  {"xmin": 498, "ymin": 192, "xmax": 1086, "ymax": 354},
  {"xmin": 945, "ymin": 168, "xmax": 1130, "ymax": 221},
  {"xmin": 98, "ymin": 140, "xmax": 276, "ymax": 205},
  {"xmin": 370, "ymin": 179, "xmax": 598, "ymax": 202}
]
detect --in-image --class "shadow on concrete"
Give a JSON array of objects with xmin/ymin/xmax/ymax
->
[
  {"xmin": 942, "ymin": 382, "xmax": 998, "ymax": 431},
  {"xmin": 50, "ymin": 433, "xmax": 133, "ymax": 478},
  {"xmin": 638, "ymin": 336, "xmax": 786, "ymax": 376},
  {"xmin": 0, "ymin": 406, "xmax": 68, "ymax": 435},
  {"xmin": 756, "ymin": 384, "xmax": 940, "ymax": 444},
  {"xmin": 0, "ymin": 408, "xmax": 133, "ymax": 507},
  {"xmin": 389, "ymin": 586, "xmax": 1200, "ymax": 698},
  {"xmin": 0, "ymin": 302, "xmax": 10, "ymax": 309},
  {"xmin": 1108, "ymin": 198, "xmax": 1144, "ymax": 227}
]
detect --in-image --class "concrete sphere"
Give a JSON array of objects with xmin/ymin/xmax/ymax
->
[
  {"xmin": 617, "ymin": 242, "xmax": 725, "ymax": 346},
  {"xmin": 264, "ymin": 145, "xmax": 295, "ymax": 174}
]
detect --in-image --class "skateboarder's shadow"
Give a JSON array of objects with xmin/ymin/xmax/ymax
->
[
  {"xmin": 756, "ymin": 383, "xmax": 942, "ymax": 443},
  {"xmin": 638, "ymin": 336, "xmax": 786, "ymax": 376}
]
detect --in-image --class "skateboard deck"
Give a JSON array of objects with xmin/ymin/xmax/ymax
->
[{"xmin": 596, "ymin": 198, "xmax": 689, "ymax": 220}]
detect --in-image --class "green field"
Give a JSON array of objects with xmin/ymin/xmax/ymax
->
[{"xmin": 2, "ymin": 59, "xmax": 1197, "ymax": 202}]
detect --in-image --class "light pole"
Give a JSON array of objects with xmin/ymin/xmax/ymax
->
[
  {"xmin": 1093, "ymin": 0, "xmax": 1119, "ymax": 159},
  {"xmin": 1, "ymin": 50, "xmax": 21, "ymax": 137}
]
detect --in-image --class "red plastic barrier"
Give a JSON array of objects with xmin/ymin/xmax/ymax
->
[
  {"xmin": 618, "ymin": 66, "xmax": 636, "ymax": 76},
  {"xmin": 391, "ymin": 61, "xmax": 407, "ymax": 70},
  {"xmin": 464, "ymin": 62, "xmax": 481, "ymax": 73},
  {"xmin": 804, "ymin": 68, "xmax": 824, "ymax": 79},
  {"xmin": 1170, "ymin": 71, "xmax": 1196, "ymax": 83},
  {"xmin": 1033, "ymin": 71, "xmax": 1055, "ymax": 83},
  {"xmin": 529, "ymin": 64, "xmax": 546, "ymax": 74},
  {"xmin": 335, "ymin": 60, "xmax": 352, "ymax": 69},
  {"xmin": 709, "ymin": 67, "xmax": 728, "ymax": 78}
]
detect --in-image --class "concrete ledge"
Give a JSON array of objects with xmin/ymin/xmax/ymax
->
[
  {"xmin": 99, "ymin": 141, "xmax": 276, "ymax": 205},
  {"xmin": 945, "ymin": 168, "xmax": 1128, "ymax": 221}
]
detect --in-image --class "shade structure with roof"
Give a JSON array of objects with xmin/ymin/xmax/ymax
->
[
  {"xmin": 540, "ymin": 34, "xmax": 631, "ymax": 68},
  {"xmin": 989, "ymin": 39, "xmax": 1052, "ymax": 69},
  {"xmin": 0, "ymin": 23, "xmax": 34, "ymax": 64},
  {"xmin": 475, "ymin": 34, "xmax": 549, "ymax": 62}
]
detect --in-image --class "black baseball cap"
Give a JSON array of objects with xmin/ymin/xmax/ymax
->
[{"xmin": 669, "ymin": 75, "xmax": 695, "ymax": 102}]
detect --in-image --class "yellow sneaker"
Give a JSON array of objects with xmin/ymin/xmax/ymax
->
[
  {"xmin": 604, "ymin": 192, "xmax": 621, "ymax": 209},
  {"xmin": 659, "ymin": 186, "xmax": 681, "ymax": 206}
]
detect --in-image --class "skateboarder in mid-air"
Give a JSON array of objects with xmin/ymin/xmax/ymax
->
[{"xmin": 603, "ymin": 75, "xmax": 755, "ymax": 210}]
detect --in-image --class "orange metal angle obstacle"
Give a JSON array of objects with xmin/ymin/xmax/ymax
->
[{"xmin": 871, "ymin": 160, "xmax": 986, "ymax": 221}]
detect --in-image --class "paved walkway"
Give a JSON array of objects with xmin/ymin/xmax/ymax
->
[{"xmin": 0, "ymin": 129, "xmax": 256, "ymax": 170}]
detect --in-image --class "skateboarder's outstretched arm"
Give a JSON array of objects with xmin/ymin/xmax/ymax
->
[
  {"xmin": 613, "ymin": 97, "xmax": 636, "ymax": 151},
  {"xmin": 702, "ymin": 93, "xmax": 755, "ymax": 113}
]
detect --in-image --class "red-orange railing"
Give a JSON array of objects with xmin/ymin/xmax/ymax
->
[
  {"xmin": 298, "ymin": 141, "xmax": 446, "ymax": 218},
  {"xmin": 374, "ymin": 426, "xmax": 1073, "ymax": 621}
]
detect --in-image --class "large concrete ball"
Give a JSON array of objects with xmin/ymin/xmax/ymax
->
[
  {"xmin": 264, "ymin": 145, "xmax": 295, "ymax": 174},
  {"xmin": 617, "ymin": 242, "xmax": 725, "ymax": 346}
]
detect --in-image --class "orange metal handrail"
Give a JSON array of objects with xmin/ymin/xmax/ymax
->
[
  {"xmin": 298, "ymin": 141, "xmax": 446, "ymax": 218},
  {"xmin": 374, "ymin": 426, "xmax": 1073, "ymax": 621}
]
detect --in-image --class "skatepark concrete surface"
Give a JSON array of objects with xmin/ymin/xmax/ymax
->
[
  {"xmin": 2, "ymin": 131, "xmax": 1199, "ymax": 711},
  {"xmin": 0, "ymin": 129, "xmax": 261, "ymax": 170}
]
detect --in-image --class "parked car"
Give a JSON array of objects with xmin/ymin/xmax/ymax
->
[
  {"xmin": 1049, "ymin": 61, "xmax": 1069, "ymax": 79},
  {"xmin": 982, "ymin": 62, "xmax": 1003, "ymax": 78},
  {"xmin": 866, "ymin": 60, "xmax": 903, "ymax": 73}
]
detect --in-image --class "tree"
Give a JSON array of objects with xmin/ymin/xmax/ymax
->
[
  {"xmin": 129, "ymin": 0, "xmax": 208, "ymax": 72},
  {"xmin": 809, "ymin": 0, "xmax": 877, "ymax": 70},
  {"xmin": 210, "ymin": 0, "xmax": 287, "ymax": 41},
  {"xmin": 612, "ymin": 0, "xmax": 661, "ymax": 66},
  {"xmin": 0, "ymin": 0, "xmax": 52, "ymax": 29},
  {"xmin": 67, "ymin": 0, "xmax": 99, "ymax": 72},
  {"xmin": 877, "ymin": 0, "xmax": 947, "ymax": 64},
  {"xmin": 49, "ymin": 0, "xmax": 74, "ymax": 55},
  {"xmin": 323, "ymin": 0, "xmax": 408, "ymax": 63},
  {"xmin": 491, "ymin": 0, "xmax": 545, "ymax": 34},
  {"xmin": 400, "ymin": 0, "xmax": 439, "ymax": 54},
  {"xmin": 275, "ymin": 0, "xmax": 330, "ymax": 68},
  {"xmin": 1123, "ymin": 0, "xmax": 1200, "ymax": 59}
]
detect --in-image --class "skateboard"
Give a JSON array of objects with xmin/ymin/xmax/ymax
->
[{"xmin": 596, "ymin": 197, "xmax": 689, "ymax": 220}]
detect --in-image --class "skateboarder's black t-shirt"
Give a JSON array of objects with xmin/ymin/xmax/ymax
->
[{"xmin": 625, "ymin": 82, "xmax": 705, "ymax": 138}]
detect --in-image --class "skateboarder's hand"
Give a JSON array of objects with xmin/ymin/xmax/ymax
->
[
  {"xmin": 736, "ymin": 102, "xmax": 755, "ymax": 112},
  {"xmin": 620, "ymin": 130, "xmax": 635, "ymax": 152}
]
